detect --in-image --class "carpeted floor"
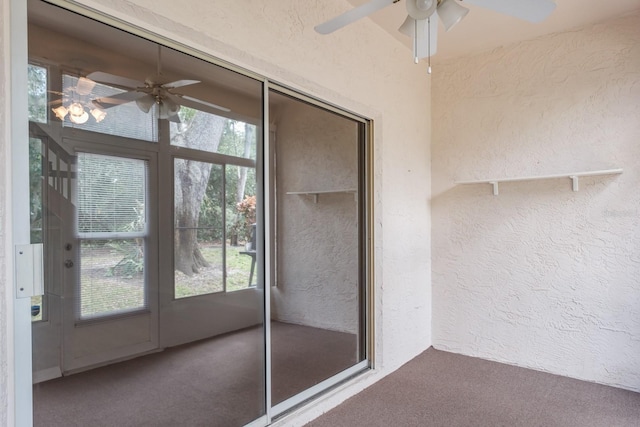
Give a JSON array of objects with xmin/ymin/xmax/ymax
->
[
  {"xmin": 307, "ymin": 347, "xmax": 640, "ymax": 427},
  {"xmin": 33, "ymin": 321, "xmax": 357, "ymax": 427}
]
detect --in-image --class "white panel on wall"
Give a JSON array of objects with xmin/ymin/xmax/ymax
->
[{"xmin": 432, "ymin": 11, "xmax": 640, "ymax": 392}]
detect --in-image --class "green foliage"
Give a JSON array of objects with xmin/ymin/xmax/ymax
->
[
  {"xmin": 28, "ymin": 64, "xmax": 47, "ymax": 123},
  {"xmin": 27, "ymin": 64, "xmax": 47, "ymax": 243},
  {"xmin": 196, "ymin": 121, "xmax": 257, "ymax": 243},
  {"xmin": 108, "ymin": 203, "xmax": 145, "ymax": 279},
  {"xmin": 29, "ymin": 138, "xmax": 44, "ymax": 243},
  {"xmin": 231, "ymin": 195, "xmax": 256, "ymax": 242},
  {"xmin": 107, "ymin": 240, "xmax": 144, "ymax": 279}
]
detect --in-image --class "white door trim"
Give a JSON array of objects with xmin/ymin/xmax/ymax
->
[{"xmin": 9, "ymin": 0, "xmax": 33, "ymax": 425}]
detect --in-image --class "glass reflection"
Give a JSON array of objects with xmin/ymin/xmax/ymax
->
[{"xmin": 269, "ymin": 90, "xmax": 365, "ymax": 405}]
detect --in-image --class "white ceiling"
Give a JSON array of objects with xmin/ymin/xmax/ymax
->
[{"xmin": 344, "ymin": 0, "xmax": 640, "ymax": 61}]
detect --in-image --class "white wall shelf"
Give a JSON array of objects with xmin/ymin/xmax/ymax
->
[
  {"xmin": 455, "ymin": 169, "xmax": 623, "ymax": 196},
  {"xmin": 286, "ymin": 189, "xmax": 357, "ymax": 203}
]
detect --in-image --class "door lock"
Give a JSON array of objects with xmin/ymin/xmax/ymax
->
[{"xmin": 64, "ymin": 259, "xmax": 74, "ymax": 268}]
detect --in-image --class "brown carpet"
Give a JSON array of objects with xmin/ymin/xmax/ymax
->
[
  {"xmin": 33, "ymin": 321, "xmax": 357, "ymax": 427},
  {"xmin": 308, "ymin": 347, "xmax": 640, "ymax": 427}
]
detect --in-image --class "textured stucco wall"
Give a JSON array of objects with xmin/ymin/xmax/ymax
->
[
  {"xmin": 272, "ymin": 98, "xmax": 359, "ymax": 334},
  {"xmin": 1, "ymin": 0, "xmax": 432, "ymax": 424},
  {"xmin": 432, "ymin": 12, "xmax": 640, "ymax": 391}
]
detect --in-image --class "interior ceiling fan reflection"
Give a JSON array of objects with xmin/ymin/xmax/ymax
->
[
  {"xmin": 315, "ymin": 0, "xmax": 557, "ymax": 62},
  {"xmin": 50, "ymin": 76, "xmax": 109, "ymax": 124},
  {"xmin": 89, "ymin": 47, "xmax": 230, "ymax": 123}
]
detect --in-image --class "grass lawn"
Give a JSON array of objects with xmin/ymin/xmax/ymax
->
[
  {"xmin": 174, "ymin": 244, "xmax": 254, "ymax": 298},
  {"xmin": 32, "ymin": 243, "xmax": 256, "ymax": 321}
]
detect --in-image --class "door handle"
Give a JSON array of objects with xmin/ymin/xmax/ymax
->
[{"xmin": 64, "ymin": 259, "xmax": 74, "ymax": 268}]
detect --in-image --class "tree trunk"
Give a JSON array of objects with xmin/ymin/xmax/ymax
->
[
  {"xmin": 173, "ymin": 111, "xmax": 226, "ymax": 276},
  {"xmin": 235, "ymin": 123, "xmax": 255, "ymax": 203}
]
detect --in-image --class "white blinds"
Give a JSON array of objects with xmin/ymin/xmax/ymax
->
[
  {"xmin": 63, "ymin": 75, "xmax": 158, "ymax": 142},
  {"xmin": 77, "ymin": 153, "xmax": 147, "ymax": 237}
]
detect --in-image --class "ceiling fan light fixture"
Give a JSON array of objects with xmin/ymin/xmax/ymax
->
[
  {"xmin": 69, "ymin": 109, "xmax": 89, "ymax": 125},
  {"xmin": 91, "ymin": 108, "xmax": 107, "ymax": 123},
  {"xmin": 438, "ymin": 0, "xmax": 469, "ymax": 32},
  {"xmin": 407, "ymin": 0, "xmax": 437, "ymax": 20},
  {"xmin": 135, "ymin": 96, "xmax": 155, "ymax": 114},
  {"xmin": 52, "ymin": 105, "xmax": 68, "ymax": 120},
  {"xmin": 158, "ymin": 99, "xmax": 180, "ymax": 120},
  {"xmin": 68, "ymin": 102, "xmax": 85, "ymax": 117}
]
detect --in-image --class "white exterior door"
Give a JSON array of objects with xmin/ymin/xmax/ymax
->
[{"xmin": 31, "ymin": 136, "xmax": 159, "ymax": 376}]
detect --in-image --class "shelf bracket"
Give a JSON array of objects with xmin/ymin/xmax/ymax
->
[
  {"xmin": 490, "ymin": 181, "xmax": 499, "ymax": 196},
  {"xmin": 311, "ymin": 194, "xmax": 319, "ymax": 203},
  {"xmin": 570, "ymin": 175, "xmax": 579, "ymax": 192}
]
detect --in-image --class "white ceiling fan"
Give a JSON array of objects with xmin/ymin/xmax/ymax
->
[
  {"xmin": 89, "ymin": 47, "xmax": 230, "ymax": 123},
  {"xmin": 315, "ymin": 0, "xmax": 557, "ymax": 61}
]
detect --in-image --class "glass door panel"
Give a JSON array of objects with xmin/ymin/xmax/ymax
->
[
  {"xmin": 269, "ymin": 90, "xmax": 367, "ymax": 409},
  {"xmin": 30, "ymin": 2, "xmax": 267, "ymax": 426}
]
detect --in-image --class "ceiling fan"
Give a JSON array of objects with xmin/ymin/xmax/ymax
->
[
  {"xmin": 50, "ymin": 76, "xmax": 108, "ymax": 124},
  {"xmin": 89, "ymin": 47, "xmax": 230, "ymax": 123},
  {"xmin": 315, "ymin": 0, "xmax": 557, "ymax": 61}
]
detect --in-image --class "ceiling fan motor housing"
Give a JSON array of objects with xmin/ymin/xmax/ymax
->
[{"xmin": 406, "ymin": 0, "xmax": 438, "ymax": 20}]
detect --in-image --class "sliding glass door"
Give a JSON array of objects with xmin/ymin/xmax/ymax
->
[
  {"xmin": 25, "ymin": 1, "xmax": 370, "ymax": 425},
  {"xmin": 268, "ymin": 90, "xmax": 369, "ymax": 414}
]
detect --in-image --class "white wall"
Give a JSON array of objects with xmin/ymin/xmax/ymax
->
[
  {"xmin": 432, "ymin": 11, "xmax": 640, "ymax": 392},
  {"xmin": 1, "ymin": 0, "xmax": 432, "ymax": 423}
]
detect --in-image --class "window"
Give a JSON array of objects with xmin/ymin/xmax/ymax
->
[
  {"xmin": 173, "ymin": 160, "xmax": 257, "ymax": 298},
  {"xmin": 59, "ymin": 74, "xmax": 159, "ymax": 142},
  {"xmin": 76, "ymin": 153, "xmax": 148, "ymax": 318},
  {"xmin": 171, "ymin": 116, "xmax": 258, "ymax": 161}
]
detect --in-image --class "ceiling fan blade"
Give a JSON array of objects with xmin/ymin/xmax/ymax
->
[
  {"xmin": 87, "ymin": 71, "xmax": 144, "ymax": 89},
  {"xmin": 463, "ymin": 0, "xmax": 556, "ymax": 23},
  {"xmin": 163, "ymin": 79, "xmax": 200, "ymax": 89},
  {"xmin": 315, "ymin": 0, "xmax": 395, "ymax": 34},
  {"xmin": 75, "ymin": 77, "xmax": 96, "ymax": 95},
  {"xmin": 92, "ymin": 91, "xmax": 146, "ymax": 109},
  {"xmin": 171, "ymin": 94, "xmax": 231, "ymax": 113},
  {"xmin": 168, "ymin": 113, "xmax": 181, "ymax": 124}
]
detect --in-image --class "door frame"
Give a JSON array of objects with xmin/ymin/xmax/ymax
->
[{"xmin": 10, "ymin": 0, "xmax": 33, "ymax": 424}]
